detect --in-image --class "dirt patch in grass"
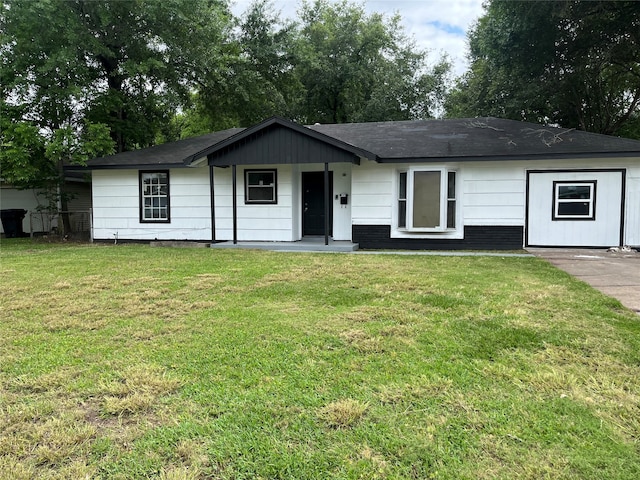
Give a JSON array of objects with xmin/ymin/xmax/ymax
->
[{"xmin": 318, "ymin": 398, "xmax": 369, "ymax": 429}]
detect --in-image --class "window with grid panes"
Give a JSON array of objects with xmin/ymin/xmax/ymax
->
[{"xmin": 140, "ymin": 171, "xmax": 170, "ymax": 222}]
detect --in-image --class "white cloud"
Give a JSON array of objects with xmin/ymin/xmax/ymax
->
[{"xmin": 230, "ymin": 0, "xmax": 485, "ymax": 76}]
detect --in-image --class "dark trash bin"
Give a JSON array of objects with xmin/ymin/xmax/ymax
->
[{"xmin": 1, "ymin": 209, "xmax": 28, "ymax": 238}]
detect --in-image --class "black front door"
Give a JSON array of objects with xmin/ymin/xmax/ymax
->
[{"xmin": 302, "ymin": 171, "xmax": 333, "ymax": 236}]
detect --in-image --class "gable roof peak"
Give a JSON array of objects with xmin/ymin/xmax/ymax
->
[{"xmin": 192, "ymin": 115, "xmax": 378, "ymax": 164}]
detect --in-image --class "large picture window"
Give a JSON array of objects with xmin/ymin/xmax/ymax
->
[
  {"xmin": 140, "ymin": 171, "xmax": 170, "ymax": 223},
  {"xmin": 552, "ymin": 181, "xmax": 596, "ymax": 220},
  {"xmin": 245, "ymin": 169, "xmax": 277, "ymax": 204},
  {"xmin": 397, "ymin": 168, "xmax": 456, "ymax": 231}
]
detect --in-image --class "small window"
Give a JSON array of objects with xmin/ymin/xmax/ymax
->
[
  {"xmin": 398, "ymin": 172, "xmax": 407, "ymax": 228},
  {"xmin": 140, "ymin": 171, "xmax": 170, "ymax": 223},
  {"xmin": 447, "ymin": 171, "xmax": 456, "ymax": 229},
  {"xmin": 553, "ymin": 181, "xmax": 596, "ymax": 220},
  {"xmin": 397, "ymin": 169, "xmax": 456, "ymax": 231},
  {"xmin": 245, "ymin": 169, "xmax": 277, "ymax": 204}
]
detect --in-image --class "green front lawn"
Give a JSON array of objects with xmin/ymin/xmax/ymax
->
[{"xmin": 1, "ymin": 240, "xmax": 639, "ymax": 479}]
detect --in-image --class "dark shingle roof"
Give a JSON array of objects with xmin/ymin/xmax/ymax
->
[
  {"xmin": 84, "ymin": 117, "xmax": 640, "ymax": 169},
  {"xmin": 310, "ymin": 118, "xmax": 640, "ymax": 161},
  {"xmin": 86, "ymin": 128, "xmax": 243, "ymax": 169}
]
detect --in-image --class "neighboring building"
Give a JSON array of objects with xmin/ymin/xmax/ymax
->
[
  {"xmin": 0, "ymin": 176, "xmax": 92, "ymax": 237},
  {"xmin": 82, "ymin": 117, "xmax": 640, "ymax": 249}
]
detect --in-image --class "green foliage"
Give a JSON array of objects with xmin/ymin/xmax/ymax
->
[
  {"xmin": 2, "ymin": 0, "xmax": 233, "ymax": 151},
  {"xmin": 192, "ymin": 0, "xmax": 300, "ymax": 133},
  {"xmin": 189, "ymin": 0, "xmax": 450, "ymax": 130},
  {"xmin": 293, "ymin": 0, "xmax": 449, "ymax": 124},
  {"xmin": 44, "ymin": 123, "xmax": 114, "ymax": 169},
  {"xmin": 3, "ymin": 0, "xmax": 448, "ymax": 152},
  {"xmin": 446, "ymin": 0, "xmax": 640, "ymax": 139},
  {"xmin": 0, "ymin": 104, "xmax": 114, "ymax": 215},
  {"xmin": 0, "ymin": 116, "xmax": 50, "ymax": 188}
]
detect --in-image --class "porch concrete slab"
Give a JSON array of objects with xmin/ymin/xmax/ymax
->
[
  {"xmin": 210, "ymin": 239, "xmax": 359, "ymax": 252},
  {"xmin": 528, "ymin": 248, "xmax": 640, "ymax": 314},
  {"xmin": 150, "ymin": 241, "xmax": 209, "ymax": 248}
]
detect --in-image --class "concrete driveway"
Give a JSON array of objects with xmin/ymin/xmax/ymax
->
[{"xmin": 528, "ymin": 248, "xmax": 640, "ymax": 314}]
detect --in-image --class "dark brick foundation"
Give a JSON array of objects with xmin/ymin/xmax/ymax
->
[{"xmin": 352, "ymin": 225, "xmax": 524, "ymax": 250}]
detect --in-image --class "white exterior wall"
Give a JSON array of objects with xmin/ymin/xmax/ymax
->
[
  {"xmin": 626, "ymin": 165, "xmax": 640, "ymax": 247},
  {"xmin": 351, "ymin": 160, "xmax": 393, "ymax": 225},
  {"xmin": 88, "ymin": 155, "xmax": 639, "ymax": 247},
  {"xmin": 522, "ymin": 158, "xmax": 639, "ymax": 247},
  {"xmin": 214, "ymin": 163, "xmax": 353, "ymax": 242},
  {"xmin": 352, "ymin": 160, "xmax": 524, "ymax": 239},
  {"xmin": 462, "ymin": 163, "xmax": 525, "ymax": 226},
  {"xmin": 214, "ymin": 164, "xmax": 295, "ymax": 242},
  {"xmin": 528, "ymin": 169, "xmax": 623, "ymax": 247},
  {"xmin": 329, "ymin": 163, "xmax": 353, "ymax": 241},
  {"xmin": 1, "ymin": 182, "xmax": 92, "ymax": 235},
  {"xmin": 351, "ymin": 157, "xmax": 640, "ymax": 247},
  {"xmin": 92, "ymin": 167, "xmax": 212, "ymax": 241}
]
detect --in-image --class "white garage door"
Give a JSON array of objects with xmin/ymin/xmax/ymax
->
[{"xmin": 527, "ymin": 170, "xmax": 624, "ymax": 247}]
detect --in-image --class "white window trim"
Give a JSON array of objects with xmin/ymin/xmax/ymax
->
[
  {"xmin": 392, "ymin": 167, "xmax": 462, "ymax": 239},
  {"xmin": 140, "ymin": 170, "xmax": 170, "ymax": 223},
  {"xmin": 405, "ymin": 167, "xmax": 453, "ymax": 232}
]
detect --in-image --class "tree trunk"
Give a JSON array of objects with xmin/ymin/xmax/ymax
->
[{"xmin": 57, "ymin": 159, "xmax": 72, "ymax": 235}]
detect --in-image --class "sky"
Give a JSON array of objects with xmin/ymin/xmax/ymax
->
[{"xmin": 230, "ymin": 0, "xmax": 486, "ymax": 76}]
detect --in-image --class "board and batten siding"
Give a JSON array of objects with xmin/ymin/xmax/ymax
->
[
  {"xmin": 524, "ymin": 157, "xmax": 639, "ymax": 248},
  {"xmin": 352, "ymin": 158, "xmax": 640, "ymax": 248},
  {"xmin": 92, "ymin": 167, "xmax": 212, "ymax": 241},
  {"xmin": 527, "ymin": 169, "xmax": 623, "ymax": 247}
]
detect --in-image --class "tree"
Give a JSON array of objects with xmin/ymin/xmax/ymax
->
[
  {"xmin": 46, "ymin": 123, "xmax": 115, "ymax": 233},
  {"xmin": 178, "ymin": 0, "xmax": 449, "ymax": 132},
  {"xmin": 0, "ymin": 104, "xmax": 50, "ymax": 189},
  {"xmin": 1, "ymin": 0, "xmax": 233, "ymax": 151},
  {"xmin": 0, "ymin": 103, "xmax": 114, "ymax": 232},
  {"xmin": 186, "ymin": 0, "xmax": 300, "ymax": 134},
  {"xmin": 445, "ymin": 0, "xmax": 640, "ymax": 139},
  {"xmin": 292, "ymin": 0, "xmax": 449, "ymax": 124}
]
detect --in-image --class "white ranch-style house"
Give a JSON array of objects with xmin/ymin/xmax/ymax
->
[{"xmin": 81, "ymin": 117, "xmax": 640, "ymax": 250}]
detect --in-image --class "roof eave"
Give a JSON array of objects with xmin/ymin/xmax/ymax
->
[
  {"xmin": 376, "ymin": 150, "xmax": 640, "ymax": 163},
  {"xmin": 82, "ymin": 163, "xmax": 188, "ymax": 170}
]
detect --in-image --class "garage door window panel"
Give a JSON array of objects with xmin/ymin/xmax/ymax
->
[{"xmin": 552, "ymin": 181, "xmax": 596, "ymax": 221}]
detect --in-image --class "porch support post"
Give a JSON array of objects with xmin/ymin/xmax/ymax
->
[
  {"xmin": 209, "ymin": 164, "xmax": 216, "ymax": 243},
  {"xmin": 324, "ymin": 162, "xmax": 329, "ymax": 246},
  {"xmin": 232, "ymin": 164, "xmax": 238, "ymax": 244}
]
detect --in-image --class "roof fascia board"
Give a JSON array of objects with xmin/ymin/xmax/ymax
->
[
  {"xmin": 376, "ymin": 151, "xmax": 640, "ymax": 163},
  {"xmin": 75, "ymin": 163, "xmax": 188, "ymax": 171}
]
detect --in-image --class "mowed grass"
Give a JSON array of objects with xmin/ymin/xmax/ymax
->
[{"xmin": 1, "ymin": 240, "xmax": 639, "ymax": 479}]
